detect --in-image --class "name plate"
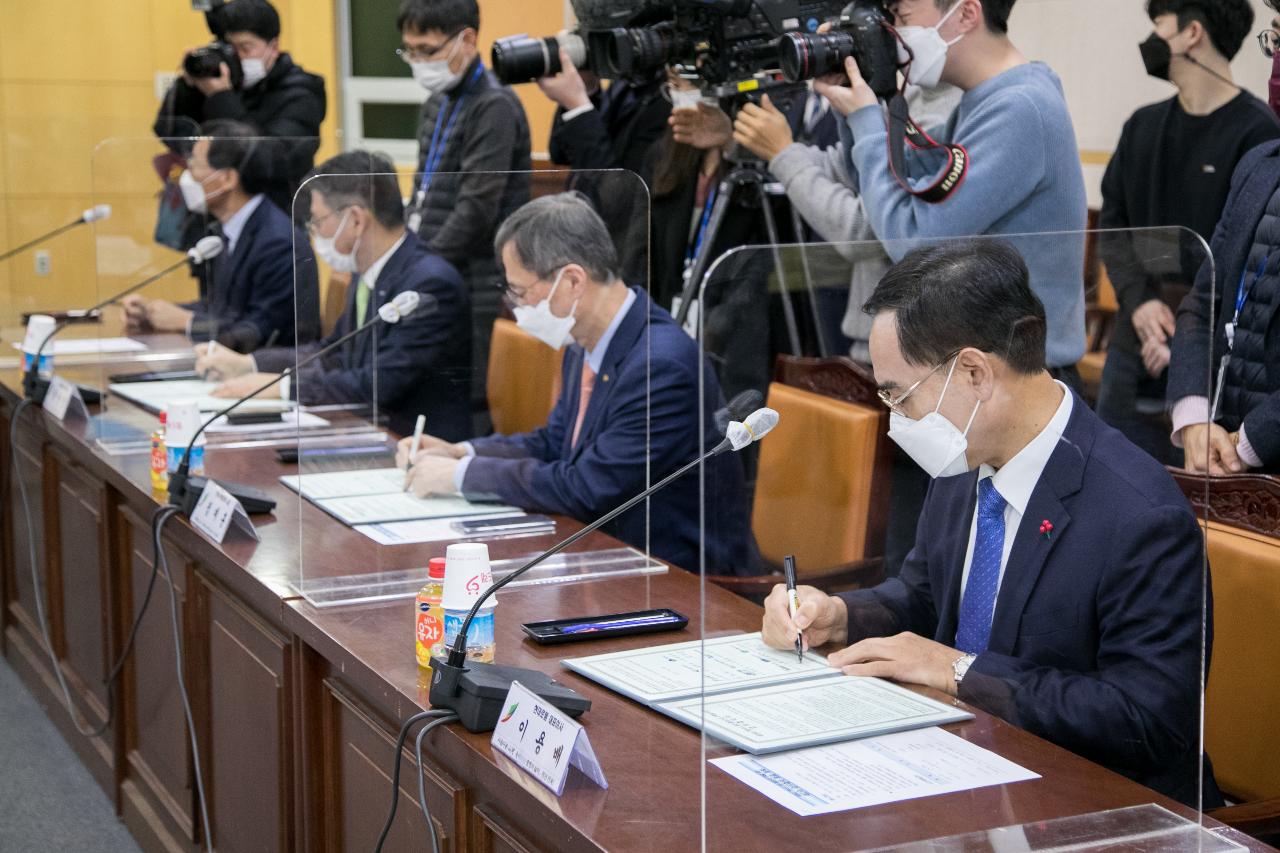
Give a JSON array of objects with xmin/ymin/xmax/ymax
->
[
  {"xmin": 190, "ymin": 480, "xmax": 259, "ymax": 545},
  {"xmin": 43, "ymin": 376, "xmax": 87, "ymax": 421},
  {"xmin": 491, "ymin": 680, "xmax": 607, "ymax": 796}
]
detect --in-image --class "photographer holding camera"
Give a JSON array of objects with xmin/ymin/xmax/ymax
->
[
  {"xmin": 154, "ymin": 0, "xmax": 327, "ymax": 211},
  {"xmin": 820, "ymin": 0, "xmax": 1088, "ymax": 388}
]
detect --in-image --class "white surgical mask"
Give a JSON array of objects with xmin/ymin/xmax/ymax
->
[
  {"xmin": 179, "ymin": 169, "xmax": 222, "ymax": 215},
  {"xmin": 895, "ymin": 0, "xmax": 965, "ymax": 89},
  {"xmin": 886, "ymin": 357, "xmax": 982, "ymax": 478},
  {"xmin": 512, "ymin": 269, "xmax": 578, "ymax": 350},
  {"xmin": 313, "ymin": 210, "xmax": 360, "ymax": 274},
  {"xmin": 240, "ymin": 57, "xmax": 268, "ymax": 88},
  {"xmin": 411, "ymin": 35, "xmax": 463, "ymax": 94}
]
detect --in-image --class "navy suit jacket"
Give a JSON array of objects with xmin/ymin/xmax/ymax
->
[
  {"xmin": 188, "ymin": 198, "xmax": 320, "ymax": 352},
  {"xmin": 839, "ymin": 395, "xmax": 1219, "ymax": 807},
  {"xmin": 463, "ymin": 288, "xmax": 756, "ymax": 575},
  {"xmin": 254, "ymin": 234, "xmax": 471, "ymax": 440}
]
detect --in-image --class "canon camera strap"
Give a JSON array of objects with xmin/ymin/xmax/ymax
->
[{"xmin": 885, "ymin": 92, "xmax": 968, "ymax": 203}]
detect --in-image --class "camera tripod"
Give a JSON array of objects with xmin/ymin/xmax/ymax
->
[{"xmin": 672, "ymin": 147, "xmax": 831, "ymax": 359}]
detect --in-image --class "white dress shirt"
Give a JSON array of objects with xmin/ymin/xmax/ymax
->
[{"xmin": 221, "ymin": 193, "xmax": 265, "ymax": 256}]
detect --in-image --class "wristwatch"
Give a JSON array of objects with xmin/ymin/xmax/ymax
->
[{"xmin": 952, "ymin": 653, "xmax": 977, "ymax": 687}]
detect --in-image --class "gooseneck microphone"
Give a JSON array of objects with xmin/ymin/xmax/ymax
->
[
  {"xmin": 0, "ymin": 205, "xmax": 112, "ymax": 263},
  {"xmin": 428, "ymin": 407, "xmax": 781, "ymax": 732},
  {"xmin": 166, "ymin": 290, "xmax": 429, "ymax": 514},
  {"xmin": 23, "ymin": 235, "xmax": 224, "ymax": 402}
]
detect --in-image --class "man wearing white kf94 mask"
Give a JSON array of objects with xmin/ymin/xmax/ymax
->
[
  {"xmin": 397, "ymin": 193, "xmax": 755, "ymax": 577},
  {"xmin": 762, "ymin": 240, "xmax": 1220, "ymax": 808}
]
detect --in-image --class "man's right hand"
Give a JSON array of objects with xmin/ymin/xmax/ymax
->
[
  {"xmin": 669, "ymin": 102, "xmax": 733, "ymax": 151},
  {"xmin": 395, "ymin": 434, "xmax": 466, "ymax": 468},
  {"xmin": 762, "ymin": 583, "xmax": 848, "ymax": 651},
  {"xmin": 1180, "ymin": 422, "xmax": 1244, "ymax": 475},
  {"xmin": 1132, "ymin": 299, "xmax": 1175, "ymax": 346},
  {"xmin": 194, "ymin": 343, "xmax": 254, "ymax": 382}
]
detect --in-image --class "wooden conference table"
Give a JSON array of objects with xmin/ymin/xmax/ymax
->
[{"xmin": 0, "ymin": 341, "xmax": 1268, "ymax": 853}]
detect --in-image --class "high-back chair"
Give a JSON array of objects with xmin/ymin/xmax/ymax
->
[{"xmin": 486, "ymin": 318, "xmax": 562, "ymax": 436}]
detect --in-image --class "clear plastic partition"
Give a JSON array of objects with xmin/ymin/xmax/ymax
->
[
  {"xmin": 287, "ymin": 168, "xmax": 661, "ymax": 611},
  {"xmin": 86, "ymin": 134, "xmax": 321, "ymax": 455},
  {"xmin": 691, "ymin": 228, "xmax": 1222, "ymax": 850}
]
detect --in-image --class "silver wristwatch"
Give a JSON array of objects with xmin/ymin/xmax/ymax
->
[{"xmin": 952, "ymin": 653, "xmax": 977, "ymax": 686}]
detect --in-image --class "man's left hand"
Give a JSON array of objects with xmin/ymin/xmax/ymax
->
[
  {"xmin": 827, "ymin": 632, "xmax": 964, "ymax": 696},
  {"xmin": 404, "ymin": 455, "xmax": 460, "ymax": 497},
  {"xmin": 733, "ymin": 94, "xmax": 794, "ymax": 163},
  {"xmin": 145, "ymin": 300, "xmax": 195, "ymax": 333},
  {"xmin": 535, "ymin": 48, "xmax": 592, "ymax": 111},
  {"xmin": 192, "ymin": 62, "xmax": 234, "ymax": 97},
  {"xmin": 212, "ymin": 373, "xmax": 283, "ymax": 398}
]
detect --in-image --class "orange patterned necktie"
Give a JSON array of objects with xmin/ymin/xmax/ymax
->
[{"xmin": 571, "ymin": 360, "xmax": 596, "ymax": 447}]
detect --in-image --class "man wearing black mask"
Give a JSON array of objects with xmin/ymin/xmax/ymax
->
[{"xmin": 1097, "ymin": 0, "xmax": 1277, "ymax": 462}]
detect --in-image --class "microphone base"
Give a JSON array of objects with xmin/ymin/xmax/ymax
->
[
  {"xmin": 22, "ymin": 375, "xmax": 103, "ymax": 406},
  {"xmin": 170, "ymin": 476, "xmax": 277, "ymax": 515},
  {"xmin": 427, "ymin": 658, "xmax": 591, "ymax": 733}
]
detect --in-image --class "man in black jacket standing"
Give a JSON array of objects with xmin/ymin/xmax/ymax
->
[
  {"xmin": 154, "ymin": 0, "xmax": 326, "ymax": 214},
  {"xmin": 398, "ymin": 0, "xmax": 532, "ymax": 429}
]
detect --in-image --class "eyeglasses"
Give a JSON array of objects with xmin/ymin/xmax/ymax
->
[
  {"xmin": 1259, "ymin": 29, "xmax": 1280, "ymax": 58},
  {"xmin": 495, "ymin": 277, "xmax": 533, "ymax": 304},
  {"xmin": 876, "ymin": 351, "xmax": 960, "ymax": 415},
  {"xmin": 395, "ymin": 32, "xmax": 459, "ymax": 63},
  {"xmin": 305, "ymin": 206, "xmax": 349, "ymax": 236}
]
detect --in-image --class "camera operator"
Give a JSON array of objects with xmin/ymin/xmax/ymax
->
[
  {"xmin": 153, "ymin": 0, "xmax": 327, "ymax": 212},
  {"xmin": 820, "ymin": 0, "xmax": 1088, "ymax": 390}
]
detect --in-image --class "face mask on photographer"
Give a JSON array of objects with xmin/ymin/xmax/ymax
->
[
  {"xmin": 240, "ymin": 57, "xmax": 268, "ymax": 88},
  {"xmin": 886, "ymin": 355, "xmax": 982, "ymax": 478},
  {"xmin": 513, "ymin": 268, "xmax": 578, "ymax": 350},
  {"xmin": 895, "ymin": 0, "xmax": 966, "ymax": 89},
  {"xmin": 412, "ymin": 34, "xmax": 463, "ymax": 94},
  {"xmin": 312, "ymin": 210, "xmax": 360, "ymax": 275},
  {"xmin": 178, "ymin": 169, "xmax": 226, "ymax": 216}
]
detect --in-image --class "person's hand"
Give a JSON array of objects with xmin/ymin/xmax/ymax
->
[
  {"xmin": 828, "ymin": 632, "xmax": 965, "ymax": 697},
  {"xmin": 762, "ymin": 584, "xmax": 848, "ymax": 650},
  {"xmin": 536, "ymin": 49, "xmax": 591, "ymax": 111},
  {"xmin": 395, "ymin": 434, "xmax": 466, "ymax": 468},
  {"xmin": 211, "ymin": 373, "xmax": 282, "ymax": 399},
  {"xmin": 192, "ymin": 62, "xmax": 233, "ymax": 96},
  {"xmin": 1140, "ymin": 336, "xmax": 1171, "ymax": 378},
  {"xmin": 144, "ymin": 299, "xmax": 194, "ymax": 333},
  {"xmin": 194, "ymin": 343, "xmax": 254, "ymax": 381},
  {"xmin": 732, "ymin": 94, "xmax": 794, "ymax": 162},
  {"xmin": 404, "ymin": 455, "xmax": 461, "ymax": 497},
  {"xmin": 813, "ymin": 56, "xmax": 877, "ymax": 117},
  {"xmin": 669, "ymin": 101, "xmax": 733, "ymax": 151},
  {"xmin": 1131, "ymin": 299, "xmax": 1175, "ymax": 346},
  {"xmin": 121, "ymin": 295, "xmax": 152, "ymax": 330},
  {"xmin": 1180, "ymin": 422, "xmax": 1244, "ymax": 475}
]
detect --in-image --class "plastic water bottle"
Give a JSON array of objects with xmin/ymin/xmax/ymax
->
[
  {"xmin": 21, "ymin": 315, "xmax": 56, "ymax": 379},
  {"xmin": 165, "ymin": 402, "xmax": 206, "ymax": 476},
  {"xmin": 415, "ymin": 557, "xmax": 446, "ymax": 674},
  {"xmin": 441, "ymin": 543, "xmax": 497, "ymax": 663}
]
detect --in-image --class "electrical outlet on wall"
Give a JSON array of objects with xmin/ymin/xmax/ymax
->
[{"xmin": 35, "ymin": 250, "xmax": 51, "ymax": 277}]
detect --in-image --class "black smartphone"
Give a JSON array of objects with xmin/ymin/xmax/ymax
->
[
  {"xmin": 521, "ymin": 609, "xmax": 689, "ymax": 645},
  {"xmin": 109, "ymin": 369, "xmax": 200, "ymax": 383},
  {"xmin": 452, "ymin": 514, "xmax": 554, "ymax": 535},
  {"xmin": 274, "ymin": 444, "xmax": 392, "ymax": 464},
  {"xmin": 225, "ymin": 411, "xmax": 284, "ymax": 426}
]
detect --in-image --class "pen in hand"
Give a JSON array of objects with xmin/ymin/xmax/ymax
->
[
  {"xmin": 201, "ymin": 340, "xmax": 218, "ymax": 381},
  {"xmin": 783, "ymin": 554, "xmax": 803, "ymax": 662},
  {"xmin": 404, "ymin": 413, "xmax": 426, "ymax": 492}
]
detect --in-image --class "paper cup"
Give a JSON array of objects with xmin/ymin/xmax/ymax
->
[
  {"xmin": 22, "ymin": 314, "xmax": 56, "ymax": 355},
  {"xmin": 442, "ymin": 542, "xmax": 495, "ymax": 611}
]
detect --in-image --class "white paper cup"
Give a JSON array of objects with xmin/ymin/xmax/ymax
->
[
  {"xmin": 441, "ymin": 542, "xmax": 495, "ymax": 611},
  {"xmin": 22, "ymin": 314, "xmax": 56, "ymax": 354}
]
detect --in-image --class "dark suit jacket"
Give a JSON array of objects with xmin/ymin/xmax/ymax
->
[
  {"xmin": 462, "ymin": 288, "xmax": 756, "ymax": 575},
  {"xmin": 254, "ymin": 234, "xmax": 471, "ymax": 440},
  {"xmin": 188, "ymin": 198, "xmax": 320, "ymax": 352},
  {"xmin": 1168, "ymin": 140, "xmax": 1280, "ymax": 468},
  {"xmin": 838, "ymin": 395, "xmax": 1219, "ymax": 807},
  {"xmin": 548, "ymin": 79, "xmax": 671, "ymax": 177}
]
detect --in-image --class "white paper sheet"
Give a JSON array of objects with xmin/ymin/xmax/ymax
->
[
  {"xmin": 561, "ymin": 633, "xmax": 840, "ymax": 705},
  {"xmin": 712, "ymin": 726, "xmax": 1039, "ymax": 816},
  {"xmin": 108, "ymin": 379, "xmax": 294, "ymax": 414},
  {"xmin": 313, "ymin": 492, "xmax": 517, "ymax": 525},
  {"xmin": 657, "ymin": 676, "xmax": 972, "ymax": 754},
  {"xmin": 280, "ymin": 466, "xmax": 408, "ymax": 499},
  {"xmin": 14, "ymin": 337, "xmax": 147, "ymax": 356}
]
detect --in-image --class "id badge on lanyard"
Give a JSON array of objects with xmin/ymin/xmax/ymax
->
[
  {"xmin": 407, "ymin": 67, "xmax": 480, "ymax": 233},
  {"xmin": 1212, "ymin": 253, "xmax": 1268, "ymax": 420}
]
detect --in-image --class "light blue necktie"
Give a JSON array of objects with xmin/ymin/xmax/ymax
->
[{"xmin": 956, "ymin": 478, "xmax": 1007, "ymax": 654}]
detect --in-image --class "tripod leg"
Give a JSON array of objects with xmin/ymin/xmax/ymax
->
[
  {"xmin": 788, "ymin": 204, "xmax": 830, "ymax": 358},
  {"xmin": 674, "ymin": 178, "xmax": 736, "ymax": 333},
  {"xmin": 756, "ymin": 182, "xmax": 802, "ymax": 356}
]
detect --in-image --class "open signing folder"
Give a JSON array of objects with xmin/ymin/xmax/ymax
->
[{"xmin": 280, "ymin": 467, "xmax": 518, "ymax": 525}]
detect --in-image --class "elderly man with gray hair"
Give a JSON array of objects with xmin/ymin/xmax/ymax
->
[{"xmin": 398, "ymin": 192, "xmax": 756, "ymax": 575}]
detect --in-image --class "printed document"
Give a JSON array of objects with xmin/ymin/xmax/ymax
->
[
  {"xmin": 13, "ymin": 337, "xmax": 147, "ymax": 356},
  {"xmin": 109, "ymin": 379, "xmax": 293, "ymax": 414},
  {"xmin": 281, "ymin": 467, "xmax": 408, "ymax": 500},
  {"xmin": 313, "ymin": 492, "xmax": 516, "ymax": 525}
]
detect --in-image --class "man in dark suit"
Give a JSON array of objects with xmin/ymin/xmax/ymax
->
[
  {"xmin": 397, "ymin": 193, "xmax": 756, "ymax": 575},
  {"xmin": 763, "ymin": 241, "xmax": 1218, "ymax": 807},
  {"xmin": 124, "ymin": 120, "xmax": 320, "ymax": 352},
  {"xmin": 198, "ymin": 151, "xmax": 471, "ymax": 440}
]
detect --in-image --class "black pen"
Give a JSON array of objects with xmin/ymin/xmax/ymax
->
[{"xmin": 783, "ymin": 554, "xmax": 803, "ymax": 662}]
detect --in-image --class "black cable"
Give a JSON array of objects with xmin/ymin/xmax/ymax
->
[
  {"xmin": 372, "ymin": 709, "xmax": 454, "ymax": 853},
  {"xmin": 154, "ymin": 510, "xmax": 213, "ymax": 853},
  {"xmin": 414, "ymin": 714, "xmax": 458, "ymax": 853},
  {"xmin": 104, "ymin": 505, "xmax": 174, "ymax": 689}
]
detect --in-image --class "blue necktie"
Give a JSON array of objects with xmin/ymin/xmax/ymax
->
[{"xmin": 956, "ymin": 478, "xmax": 1007, "ymax": 654}]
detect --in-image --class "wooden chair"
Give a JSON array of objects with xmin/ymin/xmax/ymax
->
[
  {"xmin": 1077, "ymin": 213, "xmax": 1118, "ymax": 398},
  {"xmin": 709, "ymin": 355, "xmax": 890, "ymax": 600},
  {"xmin": 1170, "ymin": 469, "xmax": 1280, "ymax": 844},
  {"xmin": 486, "ymin": 318, "xmax": 562, "ymax": 436},
  {"xmin": 322, "ymin": 271, "xmax": 352, "ymax": 338}
]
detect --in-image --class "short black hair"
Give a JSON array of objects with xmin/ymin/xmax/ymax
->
[
  {"xmin": 305, "ymin": 151, "xmax": 405, "ymax": 229},
  {"xmin": 211, "ymin": 0, "xmax": 281, "ymax": 42},
  {"xmin": 1147, "ymin": 0, "xmax": 1254, "ymax": 59},
  {"xmin": 935, "ymin": 0, "xmax": 1017, "ymax": 35},
  {"xmin": 863, "ymin": 240, "xmax": 1046, "ymax": 375},
  {"xmin": 397, "ymin": 0, "xmax": 479, "ymax": 36},
  {"xmin": 201, "ymin": 119, "xmax": 278, "ymax": 196}
]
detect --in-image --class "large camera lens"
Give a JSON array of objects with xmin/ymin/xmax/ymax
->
[
  {"xmin": 492, "ymin": 33, "xmax": 587, "ymax": 85},
  {"xmin": 603, "ymin": 25, "xmax": 677, "ymax": 77},
  {"xmin": 778, "ymin": 31, "xmax": 855, "ymax": 83},
  {"xmin": 183, "ymin": 41, "xmax": 244, "ymax": 88}
]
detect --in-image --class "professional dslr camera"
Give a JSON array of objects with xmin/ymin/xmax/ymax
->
[
  {"xmin": 777, "ymin": 0, "xmax": 899, "ymax": 98},
  {"xmin": 492, "ymin": 31, "xmax": 592, "ymax": 85},
  {"xmin": 184, "ymin": 41, "xmax": 245, "ymax": 88}
]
